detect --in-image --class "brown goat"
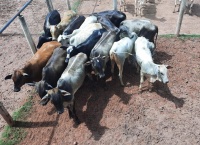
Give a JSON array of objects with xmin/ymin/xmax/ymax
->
[{"xmin": 5, "ymin": 41, "xmax": 61, "ymax": 92}]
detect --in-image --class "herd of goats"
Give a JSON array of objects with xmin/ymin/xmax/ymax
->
[{"xmin": 5, "ymin": 9, "xmax": 173, "ymax": 124}]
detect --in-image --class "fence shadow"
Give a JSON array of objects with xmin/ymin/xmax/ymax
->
[
  {"xmin": 14, "ymin": 114, "xmax": 59, "ymax": 128},
  {"xmin": 14, "ymin": 114, "xmax": 59, "ymax": 145}
]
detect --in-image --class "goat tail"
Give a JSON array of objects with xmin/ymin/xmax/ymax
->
[
  {"xmin": 154, "ymin": 26, "xmax": 159, "ymax": 49},
  {"xmin": 110, "ymin": 51, "xmax": 118, "ymax": 67}
]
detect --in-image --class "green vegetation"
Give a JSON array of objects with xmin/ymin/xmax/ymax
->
[
  {"xmin": 178, "ymin": 34, "xmax": 200, "ymax": 39},
  {"xmin": 71, "ymin": 0, "xmax": 81, "ymax": 12},
  {"xmin": 0, "ymin": 96, "xmax": 33, "ymax": 145},
  {"xmin": 159, "ymin": 34, "xmax": 175, "ymax": 38},
  {"xmin": 160, "ymin": 34, "xmax": 200, "ymax": 39}
]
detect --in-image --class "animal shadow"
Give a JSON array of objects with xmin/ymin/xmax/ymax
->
[
  {"xmin": 75, "ymin": 67, "xmax": 132, "ymax": 141},
  {"xmin": 154, "ymin": 82, "xmax": 185, "ymax": 108},
  {"xmin": 191, "ymin": 4, "xmax": 200, "ymax": 17},
  {"xmin": 154, "ymin": 51, "xmax": 174, "ymax": 64}
]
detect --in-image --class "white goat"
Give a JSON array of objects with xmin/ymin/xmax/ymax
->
[
  {"xmin": 173, "ymin": 0, "xmax": 194, "ymax": 14},
  {"xmin": 50, "ymin": 10, "xmax": 76, "ymax": 40},
  {"xmin": 119, "ymin": 0, "xmax": 147, "ymax": 16},
  {"xmin": 110, "ymin": 32, "xmax": 138, "ymax": 86},
  {"xmin": 57, "ymin": 15, "xmax": 97, "ymax": 42},
  {"xmin": 135, "ymin": 37, "xmax": 172, "ymax": 92}
]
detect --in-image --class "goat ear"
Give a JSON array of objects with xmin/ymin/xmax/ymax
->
[
  {"xmin": 155, "ymin": 65, "xmax": 160, "ymax": 74},
  {"xmin": 149, "ymin": 42, "xmax": 155, "ymax": 49},
  {"xmin": 5, "ymin": 74, "xmax": 12, "ymax": 80},
  {"xmin": 165, "ymin": 65, "xmax": 173, "ymax": 69},
  {"xmin": 47, "ymin": 83, "xmax": 53, "ymax": 89},
  {"xmin": 101, "ymin": 56, "xmax": 107, "ymax": 60},
  {"xmin": 60, "ymin": 89, "xmax": 71, "ymax": 96},
  {"xmin": 45, "ymin": 89, "xmax": 53, "ymax": 94},
  {"xmin": 26, "ymin": 82, "xmax": 36, "ymax": 86},
  {"xmin": 130, "ymin": 32, "xmax": 137, "ymax": 39},
  {"xmin": 40, "ymin": 94, "xmax": 51, "ymax": 105},
  {"xmin": 42, "ymin": 94, "xmax": 50, "ymax": 100},
  {"xmin": 22, "ymin": 73, "xmax": 29, "ymax": 77},
  {"xmin": 57, "ymin": 25, "xmax": 62, "ymax": 30},
  {"xmin": 49, "ymin": 25, "xmax": 55, "ymax": 28},
  {"xmin": 84, "ymin": 61, "xmax": 91, "ymax": 66}
]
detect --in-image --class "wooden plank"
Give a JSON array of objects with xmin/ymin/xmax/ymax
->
[
  {"xmin": 175, "ymin": 0, "xmax": 186, "ymax": 36},
  {"xmin": 113, "ymin": 0, "xmax": 117, "ymax": 10},
  {"xmin": 66, "ymin": 0, "xmax": 71, "ymax": 10},
  {"xmin": 0, "ymin": 102, "xmax": 15, "ymax": 126}
]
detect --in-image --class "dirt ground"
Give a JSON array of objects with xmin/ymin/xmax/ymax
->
[
  {"xmin": 0, "ymin": 0, "xmax": 200, "ymax": 145},
  {"xmin": 18, "ymin": 37, "xmax": 200, "ymax": 145}
]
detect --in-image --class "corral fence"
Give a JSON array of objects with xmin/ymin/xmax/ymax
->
[
  {"xmin": 0, "ymin": 0, "xmax": 71, "ymax": 54},
  {"xmin": 0, "ymin": 0, "xmax": 72, "ymax": 127}
]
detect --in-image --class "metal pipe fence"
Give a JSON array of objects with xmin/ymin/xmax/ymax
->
[
  {"xmin": 0, "ymin": 0, "xmax": 33, "ymax": 34},
  {"xmin": 0, "ymin": 0, "xmax": 72, "ymax": 132}
]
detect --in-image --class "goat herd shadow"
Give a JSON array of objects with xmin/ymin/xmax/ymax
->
[
  {"xmin": 14, "ymin": 49, "xmax": 185, "ymax": 142},
  {"xmin": 73, "ymin": 50, "xmax": 185, "ymax": 140}
]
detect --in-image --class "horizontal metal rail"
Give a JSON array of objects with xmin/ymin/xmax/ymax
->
[{"xmin": 0, "ymin": 0, "xmax": 33, "ymax": 34}]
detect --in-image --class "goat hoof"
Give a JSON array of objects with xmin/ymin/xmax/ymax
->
[{"xmin": 74, "ymin": 118, "xmax": 80, "ymax": 125}]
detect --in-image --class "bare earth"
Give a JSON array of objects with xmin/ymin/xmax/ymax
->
[{"xmin": 0, "ymin": 0, "xmax": 200, "ymax": 144}]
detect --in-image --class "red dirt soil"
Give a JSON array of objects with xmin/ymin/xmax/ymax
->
[{"xmin": 19, "ymin": 37, "xmax": 200, "ymax": 145}]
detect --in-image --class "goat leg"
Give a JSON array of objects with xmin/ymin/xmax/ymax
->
[{"xmin": 72, "ymin": 101, "xmax": 80, "ymax": 125}]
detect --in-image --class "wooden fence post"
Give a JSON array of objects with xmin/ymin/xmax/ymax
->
[
  {"xmin": 66, "ymin": 0, "xmax": 71, "ymax": 10},
  {"xmin": 18, "ymin": 15, "xmax": 37, "ymax": 54},
  {"xmin": 0, "ymin": 102, "xmax": 15, "ymax": 126},
  {"xmin": 46, "ymin": 0, "xmax": 54, "ymax": 12},
  {"xmin": 175, "ymin": 0, "xmax": 186, "ymax": 36},
  {"xmin": 113, "ymin": 0, "xmax": 117, "ymax": 10}
]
